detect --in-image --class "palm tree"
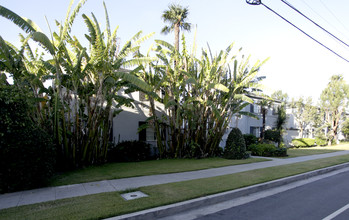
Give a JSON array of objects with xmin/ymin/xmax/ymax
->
[
  {"xmin": 258, "ymin": 99, "xmax": 272, "ymax": 141},
  {"xmin": 161, "ymin": 3, "xmax": 191, "ymax": 52}
]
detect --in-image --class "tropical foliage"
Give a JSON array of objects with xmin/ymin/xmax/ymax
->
[
  {"xmin": 0, "ymin": 0, "xmax": 268, "ymax": 176},
  {"xmin": 0, "ymin": 83, "xmax": 55, "ymax": 193},
  {"xmin": 0, "ymin": 1, "xmax": 154, "ymax": 168},
  {"xmin": 138, "ymin": 35, "xmax": 267, "ymax": 158}
]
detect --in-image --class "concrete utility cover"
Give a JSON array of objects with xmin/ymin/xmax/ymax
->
[{"xmin": 121, "ymin": 191, "xmax": 148, "ymax": 201}]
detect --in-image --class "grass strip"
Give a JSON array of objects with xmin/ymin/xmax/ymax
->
[
  {"xmin": 50, "ymin": 157, "xmax": 268, "ymax": 186},
  {"xmin": 1, "ymin": 154, "xmax": 349, "ymax": 220},
  {"xmin": 286, "ymin": 148, "xmax": 340, "ymax": 158},
  {"xmin": 50, "ymin": 145, "xmax": 349, "ymax": 186}
]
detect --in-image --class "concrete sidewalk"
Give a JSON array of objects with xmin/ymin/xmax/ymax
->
[{"xmin": 1, "ymin": 150, "xmax": 349, "ymax": 210}]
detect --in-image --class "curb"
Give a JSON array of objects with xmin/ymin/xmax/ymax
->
[{"xmin": 107, "ymin": 162, "xmax": 349, "ymax": 220}]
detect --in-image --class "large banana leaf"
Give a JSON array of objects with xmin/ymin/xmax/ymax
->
[
  {"xmin": 31, "ymin": 32, "xmax": 55, "ymax": 56},
  {"xmin": 0, "ymin": 5, "xmax": 37, "ymax": 33}
]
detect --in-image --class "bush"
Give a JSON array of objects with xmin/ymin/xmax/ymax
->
[
  {"xmin": 315, "ymin": 137, "xmax": 327, "ymax": 146},
  {"xmin": 291, "ymin": 138, "xmax": 315, "ymax": 147},
  {"xmin": 250, "ymin": 143, "xmax": 288, "ymax": 157},
  {"xmin": 224, "ymin": 128, "xmax": 249, "ymax": 159},
  {"xmin": 0, "ymin": 85, "xmax": 55, "ymax": 193},
  {"xmin": 243, "ymin": 134, "xmax": 258, "ymax": 151},
  {"xmin": 264, "ymin": 129, "xmax": 281, "ymax": 142},
  {"xmin": 107, "ymin": 140, "xmax": 153, "ymax": 162}
]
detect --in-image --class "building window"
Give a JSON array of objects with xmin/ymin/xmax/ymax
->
[
  {"xmin": 138, "ymin": 121, "xmax": 147, "ymax": 141},
  {"xmin": 250, "ymin": 104, "xmax": 260, "ymax": 114},
  {"xmin": 250, "ymin": 104, "xmax": 254, "ymax": 113},
  {"xmin": 138, "ymin": 121, "xmax": 156, "ymax": 141},
  {"xmin": 250, "ymin": 126, "xmax": 261, "ymax": 137}
]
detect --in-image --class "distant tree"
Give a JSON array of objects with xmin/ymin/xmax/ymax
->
[
  {"xmin": 290, "ymin": 96, "xmax": 317, "ymax": 138},
  {"xmin": 271, "ymin": 90, "xmax": 289, "ymax": 104},
  {"xmin": 275, "ymin": 104, "xmax": 287, "ymax": 147},
  {"xmin": 161, "ymin": 3, "xmax": 191, "ymax": 51},
  {"xmin": 320, "ymin": 75, "xmax": 349, "ymax": 145},
  {"xmin": 341, "ymin": 118, "xmax": 349, "ymax": 140}
]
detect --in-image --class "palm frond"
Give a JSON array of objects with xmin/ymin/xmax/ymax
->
[
  {"xmin": 103, "ymin": 1, "xmax": 111, "ymax": 40},
  {"xmin": 59, "ymin": 0, "xmax": 74, "ymax": 42},
  {"xmin": 214, "ymin": 83, "xmax": 229, "ymax": 93},
  {"xmin": 91, "ymin": 12, "xmax": 104, "ymax": 50},
  {"xmin": 82, "ymin": 14, "xmax": 96, "ymax": 45},
  {"xmin": 0, "ymin": 5, "xmax": 36, "ymax": 33},
  {"xmin": 239, "ymin": 111, "xmax": 259, "ymax": 120},
  {"xmin": 23, "ymin": 17, "xmax": 42, "ymax": 32},
  {"xmin": 155, "ymin": 39, "xmax": 175, "ymax": 51},
  {"xmin": 67, "ymin": 0, "xmax": 87, "ymax": 33},
  {"xmin": 161, "ymin": 26, "xmax": 172, "ymax": 35},
  {"xmin": 20, "ymin": 34, "xmax": 35, "ymax": 61},
  {"xmin": 0, "ymin": 36, "xmax": 14, "ymax": 67},
  {"xmin": 133, "ymin": 32, "xmax": 155, "ymax": 46},
  {"xmin": 122, "ymin": 57, "xmax": 158, "ymax": 68},
  {"xmin": 114, "ymin": 71, "xmax": 152, "ymax": 92},
  {"xmin": 31, "ymin": 32, "xmax": 55, "ymax": 56}
]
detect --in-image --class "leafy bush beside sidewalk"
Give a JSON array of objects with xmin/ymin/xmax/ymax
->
[
  {"xmin": 291, "ymin": 138, "xmax": 315, "ymax": 147},
  {"xmin": 0, "ymin": 85, "xmax": 55, "ymax": 193},
  {"xmin": 250, "ymin": 143, "xmax": 287, "ymax": 157}
]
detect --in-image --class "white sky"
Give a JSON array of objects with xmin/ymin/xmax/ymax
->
[{"xmin": 1, "ymin": 0, "xmax": 349, "ymax": 103}]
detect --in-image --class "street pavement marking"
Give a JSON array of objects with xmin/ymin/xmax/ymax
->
[{"xmin": 322, "ymin": 202, "xmax": 349, "ymax": 220}]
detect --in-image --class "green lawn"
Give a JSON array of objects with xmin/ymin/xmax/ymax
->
[
  {"xmin": 50, "ymin": 144, "xmax": 349, "ymax": 186},
  {"xmin": 50, "ymin": 157, "xmax": 268, "ymax": 186},
  {"xmin": 286, "ymin": 144, "xmax": 349, "ymax": 158},
  {"xmin": 2, "ymin": 154, "xmax": 349, "ymax": 220}
]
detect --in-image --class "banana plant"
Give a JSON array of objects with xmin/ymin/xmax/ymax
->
[
  {"xmin": 1, "ymin": 1, "xmax": 156, "ymax": 167},
  {"xmin": 152, "ymin": 35, "xmax": 268, "ymax": 158}
]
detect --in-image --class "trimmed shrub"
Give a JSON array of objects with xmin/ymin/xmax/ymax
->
[
  {"xmin": 264, "ymin": 129, "xmax": 281, "ymax": 142},
  {"xmin": 0, "ymin": 85, "xmax": 55, "ymax": 193},
  {"xmin": 224, "ymin": 128, "xmax": 249, "ymax": 159},
  {"xmin": 243, "ymin": 134, "xmax": 258, "ymax": 151},
  {"xmin": 315, "ymin": 137, "xmax": 327, "ymax": 146},
  {"xmin": 107, "ymin": 140, "xmax": 153, "ymax": 162},
  {"xmin": 250, "ymin": 143, "xmax": 288, "ymax": 157},
  {"xmin": 291, "ymin": 138, "xmax": 315, "ymax": 147}
]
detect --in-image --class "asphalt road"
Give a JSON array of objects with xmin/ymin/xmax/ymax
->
[{"xmin": 195, "ymin": 170, "xmax": 349, "ymax": 220}]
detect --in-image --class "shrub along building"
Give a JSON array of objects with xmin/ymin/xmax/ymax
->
[{"xmin": 112, "ymin": 91, "xmax": 304, "ymax": 149}]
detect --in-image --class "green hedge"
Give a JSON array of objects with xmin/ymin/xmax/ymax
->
[
  {"xmin": 291, "ymin": 138, "xmax": 315, "ymax": 147},
  {"xmin": 264, "ymin": 129, "xmax": 280, "ymax": 142},
  {"xmin": 243, "ymin": 134, "xmax": 258, "ymax": 151},
  {"xmin": 107, "ymin": 140, "xmax": 153, "ymax": 162},
  {"xmin": 0, "ymin": 85, "xmax": 55, "ymax": 193},
  {"xmin": 250, "ymin": 143, "xmax": 288, "ymax": 157},
  {"xmin": 224, "ymin": 128, "xmax": 249, "ymax": 159},
  {"xmin": 315, "ymin": 137, "xmax": 327, "ymax": 146}
]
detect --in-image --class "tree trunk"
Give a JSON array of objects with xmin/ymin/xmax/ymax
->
[
  {"xmin": 261, "ymin": 109, "xmax": 266, "ymax": 141},
  {"xmin": 174, "ymin": 23, "xmax": 180, "ymax": 51}
]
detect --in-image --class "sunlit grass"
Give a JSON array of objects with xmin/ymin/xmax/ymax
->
[{"xmin": 286, "ymin": 143, "xmax": 349, "ymax": 158}]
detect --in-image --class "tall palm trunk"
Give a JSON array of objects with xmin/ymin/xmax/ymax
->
[{"xmin": 174, "ymin": 23, "xmax": 180, "ymax": 51}]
